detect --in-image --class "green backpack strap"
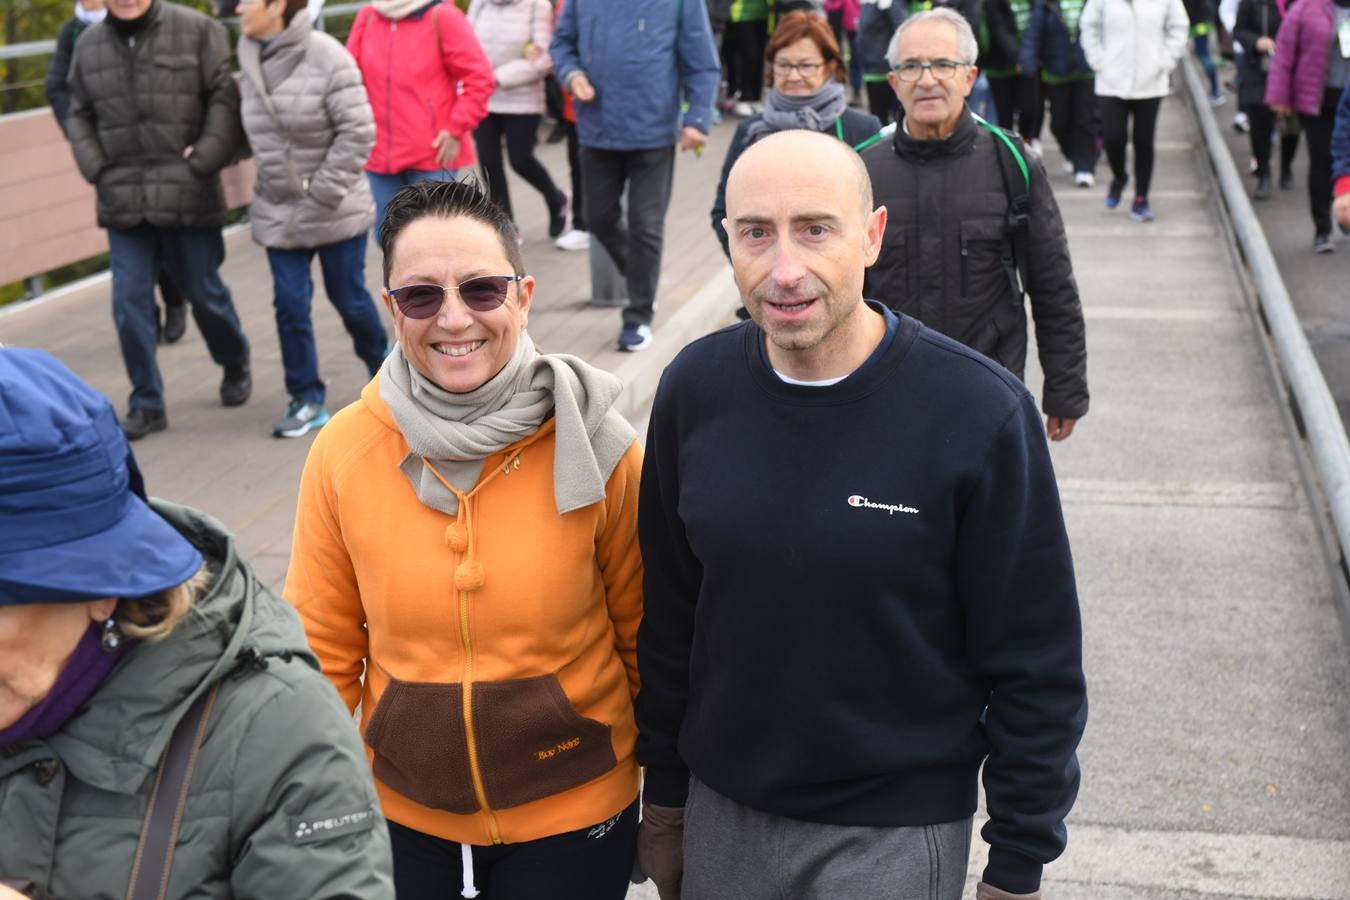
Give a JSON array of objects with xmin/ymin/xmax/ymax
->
[{"xmin": 970, "ymin": 111, "xmax": 1032, "ymax": 298}]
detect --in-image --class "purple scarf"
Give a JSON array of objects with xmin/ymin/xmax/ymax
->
[{"xmin": 0, "ymin": 624, "xmax": 129, "ymax": 746}]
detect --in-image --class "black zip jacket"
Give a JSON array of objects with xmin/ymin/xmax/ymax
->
[
  {"xmin": 1234, "ymin": 0, "xmax": 1292, "ymax": 107},
  {"xmin": 635, "ymin": 311, "xmax": 1088, "ymax": 894},
  {"xmin": 862, "ymin": 110, "xmax": 1089, "ymax": 419}
]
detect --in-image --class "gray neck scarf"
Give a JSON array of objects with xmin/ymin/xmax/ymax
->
[
  {"xmin": 378, "ymin": 336, "xmax": 636, "ymax": 516},
  {"xmin": 745, "ymin": 81, "xmax": 849, "ymax": 145}
]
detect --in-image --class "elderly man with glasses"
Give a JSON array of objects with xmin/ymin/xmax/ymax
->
[{"xmin": 861, "ymin": 8, "xmax": 1090, "ymax": 442}]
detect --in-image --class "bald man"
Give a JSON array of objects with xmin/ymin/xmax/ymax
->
[{"xmin": 633, "ymin": 131, "xmax": 1087, "ymax": 900}]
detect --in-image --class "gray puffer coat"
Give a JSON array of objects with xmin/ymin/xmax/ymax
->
[
  {"xmin": 0, "ymin": 502, "xmax": 394, "ymax": 900},
  {"xmin": 65, "ymin": 1, "xmax": 243, "ymax": 230},
  {"xmin": 239, "ymin": 14, "xmax": 376, "ymax": 250}
]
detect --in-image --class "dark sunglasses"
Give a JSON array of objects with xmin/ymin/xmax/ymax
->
[{"xmin": 387, "ymin": 275, "xmax": 524, "ymax": 319}]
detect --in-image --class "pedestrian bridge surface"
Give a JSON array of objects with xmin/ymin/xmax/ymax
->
[{"xmin": 2, "ymin": 86, "xmax": 1347, "ymax": 897}]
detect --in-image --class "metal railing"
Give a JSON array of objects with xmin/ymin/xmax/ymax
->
[
  {"xmin": 0, "ymin": 1, "xmax": 365, "ymax": 64},
  {"xmin": 1182, "ymin": 59, "xmax": 1350, "ymax": 588}
]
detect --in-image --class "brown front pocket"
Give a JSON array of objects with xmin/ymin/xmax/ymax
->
[
  {"xmin": 472, "ymin": 675, "xmax": 617, "ymax": 811},
  {"xmin": 363, "ymin": 677, "xmax": 479, "ymax": 814}
]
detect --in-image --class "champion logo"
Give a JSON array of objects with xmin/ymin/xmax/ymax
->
[{"xmin": 847, "ymin": 494, "xmax": 919, "ymax": 515}]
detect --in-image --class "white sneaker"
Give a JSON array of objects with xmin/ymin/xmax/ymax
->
[
  {"xmin": 733, "ymin": 101, "xmax": 757, "ymax": 118},
  {"xmin": 1025, "ymin": 138, "xmax": 1043, "ymax": 158},
  {"xmin": 1062, "ymin": 159, "xmax": 1075, "ymax": 175},
  {"xmin": 1075, "ymin": 171, "xmax": 1095, "ymax": 188},
  {"xmin": 554, "ymin": 229, "xmax": 591, "ymax": 251}
]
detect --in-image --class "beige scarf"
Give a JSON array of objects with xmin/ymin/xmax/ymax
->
[
  {"xmin": 378, "ymin": 336, "xmax": 635, "ymax": 516},
  {"xmin": 371, "ymin": 0, "xmax": 432, "ymax": 20}
]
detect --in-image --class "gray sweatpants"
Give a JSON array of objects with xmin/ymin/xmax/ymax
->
[{"xmin": 681, "ymin": 778, "xmax": 972, "ymax": 900}]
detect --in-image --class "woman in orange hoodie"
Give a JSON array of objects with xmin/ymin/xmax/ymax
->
[{"xmin": 285, "ymin": 178, "xmax": 643, "ymax": 900}]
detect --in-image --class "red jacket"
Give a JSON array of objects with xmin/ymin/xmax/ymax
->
[{"xmin": 347, "ymin": 1, "xmax": 495, "ymax": 174}]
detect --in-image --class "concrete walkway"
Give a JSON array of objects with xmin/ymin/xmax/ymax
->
[{"xmin": 2, "ymin": 90, "xmax": 1347, "ymax": 898}]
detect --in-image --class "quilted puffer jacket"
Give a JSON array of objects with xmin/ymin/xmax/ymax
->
[
  {"xmin": 238, "ymin": 13, "xmax": 376, "ymax": 250},
  {"xmin": 65, "ymin": 0, "xmax": 243, "ymax": 230},
  {"xmin": 468, "ymin": 0, "xmax": 555, "ymax": 115}
]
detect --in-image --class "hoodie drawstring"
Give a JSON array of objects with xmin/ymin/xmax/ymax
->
[{"xmin": 460, "ymin": 843, "xmax": 479, "ymax": 898}]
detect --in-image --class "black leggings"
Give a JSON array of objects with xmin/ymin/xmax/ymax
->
[
  {"xmin": 866, "ymin": 80, "xmax": 901, "ymax": 126},
  {"xmin": 388, "ymin": 800, "xmax": 638, "ymax": 900},
  {"xmin": 722, "ymin": 18, "xmax": 768, "ymax": 102},
  {"xmin": 988, "ymin": 73, "xmax": 1044, "ymax": 142},
  {"xmin": 474, "ymin": 112, "xmax": 564, "ymax": 223},
  {"xmin": 1099, "ymin": 95, "xmax": 1162, "ymax": 198},
  {"xmin": 1299, "ymin": 87, "xmax": 1341, "ymax": 237},
  {"xmin": 1045, "ymin": 79, "xmax": 1100, "ymax": 173},
  {"xmin": 1244, "ymin": 103, "xmax": 1300, "ymax": 180}
]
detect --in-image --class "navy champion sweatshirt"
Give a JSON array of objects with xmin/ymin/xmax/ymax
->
[{"xmin": 635, "ymin": 310, "xmax": 1087, "ymax": 892}]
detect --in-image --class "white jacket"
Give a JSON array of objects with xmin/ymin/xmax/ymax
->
[
  {"xmin": 468, "ymin": 0, "xmax": 554, "ymax": 115},
  {"xmin": 1079, "ymin": 0, "xmax": 1191, "ymax": 99}
]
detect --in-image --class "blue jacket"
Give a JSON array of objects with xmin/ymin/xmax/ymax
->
[
  {"xmin": 551, "ymin": 0, "xmax": 720, "ymax": 151},
  {"xmin": 1334, "ymin": 80, "xmax": 1350, "ymax": 193},
  {"xmin": 1018, "ymin": 0, "xmax": 1092, "ymax": 79}
]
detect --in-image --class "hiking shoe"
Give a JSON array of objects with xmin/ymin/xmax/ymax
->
[
  {"xmin": 121, "ymin": 407, "xmax": 167, "ymax": 441},
  {"xmin": 1129, "ymin": 197, "xmax": 1154, "ymax": 222},
  {"xmin": 554, "ymin": 228, "xmax": 591, "ymax": 251},
  {"xmin": 549, "ymin": 190, "xmax": 571, "ymax": 238},
  {"xmin": 1075, "ymin": 171, "xmax": 1095, "ymax": 188},
  {"xmin": 163, "ymin": 303, "xmax": 187, "ymax": 344},
  {"xmin": 1314, "ymin": 233, "xmax": 1335, "ymax": 254},
  {"xmin": 1105, "ymin": 176, "xmax": 1128, "ymax": 210},
  {"xmin": 220, "ymin": 363, "xmax": 252, "ymax": 407},
  {"xmin": 273, "ymin": 399, "xmax": 330, "ymax": 438},
  {"xmin": 617, "ymin": 323, "xmax": 652, "ymax": 352}
]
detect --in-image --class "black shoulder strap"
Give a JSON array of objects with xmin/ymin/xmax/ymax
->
[
  {"xmin": 126, "ymin": 682, "xmax": 220, "ymax": 900},
  {"xmin": 972, "ymin": 112, "xmax": 1031, "ymax": 298}
]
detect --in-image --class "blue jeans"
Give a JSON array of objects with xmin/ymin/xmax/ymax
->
[
  {"xmin": 265, "ymin": 232, "xmax": 388, "ymax": 406},
  {"xmin": 107, "ymin": 225, "xmax": 249, "ymax": 412},
  {"xmin": 367, "ymin": 168, "xmax": 456, "ymax": 241}
]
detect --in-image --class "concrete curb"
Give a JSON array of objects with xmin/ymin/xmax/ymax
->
[{"xmin": 611, "ymin": 265, "xmax": 740, "ymax": 421}]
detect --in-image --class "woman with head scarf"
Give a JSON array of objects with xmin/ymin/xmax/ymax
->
[
  {"xmin": 284, "ymin": 178, "xmax": 644, "ymax": 900},
  {"xmin": 0, "ymin": 348, "xmax": 392, "ymax": 900}
]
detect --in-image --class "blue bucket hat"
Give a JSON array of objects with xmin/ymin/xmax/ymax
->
[{"xmin": 0, "ymin": 348, "xmax": 203, "ymax": 605}]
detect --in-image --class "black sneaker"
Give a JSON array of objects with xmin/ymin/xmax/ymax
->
[
  {"xmin": 1253, "ymin": 175, "xmax": 1272, "ymax": 201},
  {"xmin": 121, "ymin": 407, "xmax": 167, "ymax": 441},
  {"xmin": 1280, "ymin": 171, "xmax": 1294, "ymax": 190},
  {"xmin": 1313, "ymin": 233, "xmax": 1335, "ymax": 254},
  {"xmin": 1105, "ymin": 175, "xmax": 1128, "ymax": 210},
  {"xmin": 163, "ymin": 302, "xmax": 187, "ymax": 344},
  {"xmin": 548, "ymin": 190, "xmax": 571, "ymax": 239},
  {"xmin": 220, "ymin": 363, "xmax": 252, "ymax": 407}
]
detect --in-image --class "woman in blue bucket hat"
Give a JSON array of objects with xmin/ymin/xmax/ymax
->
[{"xmin": 0, "ymin": 348, "xmax": 394, "ymax": 900}]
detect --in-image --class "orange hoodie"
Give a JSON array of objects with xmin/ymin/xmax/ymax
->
[{"xmin": 285, "ymin": 378, "xmax": 643, "ymax": 846}]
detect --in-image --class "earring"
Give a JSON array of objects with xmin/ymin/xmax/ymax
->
[{"xmin": 101, "ymin": 617, "xmax": 124, "ymax": 653}]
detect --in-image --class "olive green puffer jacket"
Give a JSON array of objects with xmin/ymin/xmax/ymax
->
[
  {"xmin": 0, "ymin": 502, "xmax": 393, "ymax": 900},
  {"xmin": 64, "ymin": 1, "xmax": 243, "ymax": 230}
]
